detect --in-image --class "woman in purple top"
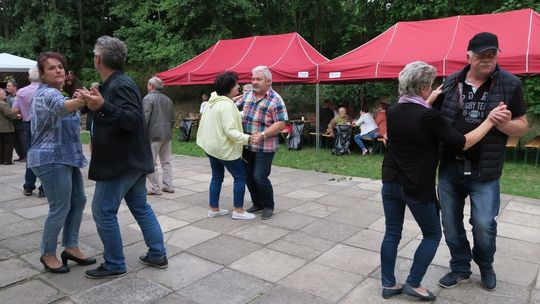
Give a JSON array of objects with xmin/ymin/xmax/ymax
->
[{"xmin": 28, "ymin": 52, "xmax": 96, "ymax": 273}]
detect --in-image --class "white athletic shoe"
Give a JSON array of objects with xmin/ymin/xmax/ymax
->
[
  {"xmin": 232, "ymin": 211, "xmax": 256, "ymax": 220},
  {"xmin": 208, "ymin": 209, "xmax": 229, "ymax": 218}
]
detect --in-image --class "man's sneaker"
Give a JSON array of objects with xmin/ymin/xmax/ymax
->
[
  {"xmin": 246, "ymin": 205, "xmax": 263, "ymax": 213},
  {"xmin": 232, "ymin": 211, "xmax": 256, "ymax": 220},
  {"xmin": 261, "ymin": 208, "xmax": 273, "ymax": 220},
  {"xmin": 138, "ymin": 255, "xmax": 168, "ymax": 269},
  {"xmin": 38, "ymin": 188, "xmax": 46, "ymax": 198},
  {"xmin": 438, "ymin": 271, "xmax": 470, "ymax": 288},
  {"xmin": 85, "ymin": 264, "xmax": 126, "ymax": 279},
  {"xmin": 208, "ymin": 208, "xmax": 229, "ymax": 218},
  {"xmin": 480, "ymin": 267, "xmax": 497, "ymax": 290},
  {"xmin": 23, "ymin": 188, "xmax": 33, "ymax": 196}
]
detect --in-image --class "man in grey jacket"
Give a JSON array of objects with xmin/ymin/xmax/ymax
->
[{"xmin": 143, "ymin": 76, "xmax": 175, "ymax": 195}]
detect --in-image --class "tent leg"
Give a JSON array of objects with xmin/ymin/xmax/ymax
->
[{"xmin": 316, "ymin": 83, "xmax": 320, "ymax": 151}]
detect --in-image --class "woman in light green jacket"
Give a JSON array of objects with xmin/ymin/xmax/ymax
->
[{"xmin": 197, "ymin": 72, "xmax": 260, "ymax": 220}]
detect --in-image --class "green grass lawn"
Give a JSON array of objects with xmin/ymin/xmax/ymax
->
[{"xmin": 82, "ymin": 131, "xmax": 540, "ymax": 199}]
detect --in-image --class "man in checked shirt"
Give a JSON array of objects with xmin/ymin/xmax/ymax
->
[{"xmin": 239, "ymin": 66, "xmax": 288, "ymax": 220}]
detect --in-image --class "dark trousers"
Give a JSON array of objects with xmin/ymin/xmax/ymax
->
[
  {"xmin": 380, "ymin": 182, "xmax": 442, "ymax": 288},
  {"xmin": 242, "ymin": 149, "xmax": 275, "ymax": 210},
  {"xmin": 23, "ymin": 126, "xmax": 42, "ymax": 191},
  {"xmin": 0, "ymin": 132, "xmax": 15, "ymax": 164}
]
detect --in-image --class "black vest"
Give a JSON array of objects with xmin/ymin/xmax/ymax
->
[{"xmin": 436, "ymin": 65, "xmax": 522, "ymax": 181}]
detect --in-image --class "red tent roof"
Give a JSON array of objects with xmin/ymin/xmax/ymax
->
[
  {"xmin": 319, "ymin": 9, "xmax": 540, "ymax": 82},
  {"xmin": 158, "ymin": 32, "xmax": 328, "ymax": 85}
]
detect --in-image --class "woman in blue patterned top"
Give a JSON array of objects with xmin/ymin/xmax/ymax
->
[{"xmin": 28, "ymin": 52, "xmax": 96, "ymax": 273}]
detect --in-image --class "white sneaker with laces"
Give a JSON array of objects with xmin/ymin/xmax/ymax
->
[
  {"xmin": 208, "ymin": 209, "xmax": 229, "ymax": 218},
  {"xmin": 232, "ymin": 211, "xmax": 256, "ymax": 220}
]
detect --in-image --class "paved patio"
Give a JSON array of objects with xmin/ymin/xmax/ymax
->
[{"xmin": 0, "ymin": 148, "xmax": 539, "ymax": 304}]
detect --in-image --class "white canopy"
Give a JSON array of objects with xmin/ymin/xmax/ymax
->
[{"xmin": 0, "ymin": 53, "xmax": 37, "ymax": 72}]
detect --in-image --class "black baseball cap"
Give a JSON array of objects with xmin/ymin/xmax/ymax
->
[{"xmin": 467, "ymin": 32, "xmax": 500, "ymax": 54}]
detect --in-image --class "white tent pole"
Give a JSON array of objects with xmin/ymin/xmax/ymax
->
[{"xmin": 316, "ymin": 83, "xmax": 320, "ymax": 151}]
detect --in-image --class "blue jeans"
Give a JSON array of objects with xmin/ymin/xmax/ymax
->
[
  {"xmin": 207, "ymin": 154, "xmax": 247, "ymax": 208},
  {"xmin": 92, "ymin": 172, "xmax": 166, "ymax": 272},
  {"xmin": 380, "ymin": 182, "xmax": 441, "ymax": 288},
  {"xmin": 32, "ymin": 164, "xmax": 86, "ymax": 256},
  {"xmin": 242, "ymin": 150, "xmax": 275, "ymax": 210},
  {"xmin": 438, "ymin": 159, "xmax": 500, "ymax": 275},
  {"xmin": 354, "ymin": 129, "xmax": 379, "ymax": 152}
]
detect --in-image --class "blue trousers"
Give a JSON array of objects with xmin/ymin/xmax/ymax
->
[
  {"xmin": 380, "ymin": 182, "xmax": 441, "ymax": 288},
  {"xmin": 92, "ymin": 172, "xmax": 166, "ymax": 272},
  {"xmin": 438, "ymin": 159, "xmax": 500, "ymax": 275},
  {"xmin": 207, "ymin": 154, "xmax": 247, "ymax": 208},
  {"xmin": 33, "ymin": 164, "xmax": 86, "ymax": 255}
]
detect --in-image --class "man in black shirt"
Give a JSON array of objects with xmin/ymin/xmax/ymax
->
[{"xmin": 435, "ymin": 32, "xmax": 528, "ymax": 291}]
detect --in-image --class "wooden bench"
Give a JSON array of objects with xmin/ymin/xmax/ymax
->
[
  {"xmin": 506, "ymin": 136, "xmax": 520, "ymax": 162},
  {"xmin": 524, "ymin": 136, "xmax": 540, "ymax": 167}
]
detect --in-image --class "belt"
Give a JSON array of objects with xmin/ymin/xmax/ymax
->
[{"xmin": 453, "ymin": 156, "xmax": 471, "ymax": 175}]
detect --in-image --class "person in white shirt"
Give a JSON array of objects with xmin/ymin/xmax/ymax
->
[
  {"xmin": 199, "ymin": 93, "xmax": 209, "ymax": 113},
  {"xmin": 353, "ymin": 106, "xmax": 379, "ymax": 155}
]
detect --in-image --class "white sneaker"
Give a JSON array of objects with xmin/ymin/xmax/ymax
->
[
  {"xmin": 208, "ymin": 209, "xmax": 229, "ymax": 218},
  {"xmin": 232, "ymin": 211, "xmax": 256, "ymax": 220}
]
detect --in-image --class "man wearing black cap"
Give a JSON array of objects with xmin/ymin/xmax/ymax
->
[{"xmin": 433, "ymin": 32, "xmax": 528, "ymax": 291}]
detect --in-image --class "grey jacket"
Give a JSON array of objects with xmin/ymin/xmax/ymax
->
[{"xmin": 143, "ymin": 90, "xmax": 175, "ymax": 142}]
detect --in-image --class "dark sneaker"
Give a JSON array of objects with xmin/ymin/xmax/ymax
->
[
  {"xmin": 85, "ymin": 264, "xmax": 126, "ymax": 279},
  {"xmin": 246, "ymin": 205, "xmax": 263, "ymax": 213},
  {"xmin": 138, "ymin": 255, "xmax": 168, "ymax": 269},
  {"xmin": 261, "ymin": 208, "xmax": 273, "ymax": 220},
  {"xmin": 480, "ymin": 267, "xmax": 497, "ymax": 290},
  {"xmin": 438, "ymin": 271, "xmax": 470, "ymax": 288},
  {"xmin": 38, "ymin": 188, "xmax": 46, "ymax": 198},
  {"xmin": 23, "ymin": 188, "xmax": 33, "ymax": 196}
]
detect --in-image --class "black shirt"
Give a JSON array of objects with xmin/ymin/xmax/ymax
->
[{"xmin": 383, "ymin": 103, "xmax": 465, "ymax": 203}]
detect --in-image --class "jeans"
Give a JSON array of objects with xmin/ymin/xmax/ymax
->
[
  {"xmin": 242, "ymin": 150, "xmax": 275, "ymax": 210},
  {"xmin": 438, "ymin": 159, "xmax": 500, "ymax": 275},
  {"xmin": 15, "ymin": 121, "xmax": 30, "ymax": 158},
  {"xmin": 92, "ymin": 172, "xmax": 166, "ymax": 272},
  {"xmin": 147, "ymin": 140, "xmax": 173, "ymax": 193},
  {"xmin": 32, "ymin": 164, "xmax": 86, "ymax": 256},
  {"xmin": 207, "ymin": 154, "xmax": 247, "ymax": 208},
  {"xmin": 24, "ymin": 125, "xmax": 42, "ymax": 192},
  {"xmin": 380, "ymin": 182, "xmax": 442, "ymax": 288},
  {"xmin": 353, "ymin": 129, "xmax": 379, "ymax": 152}
]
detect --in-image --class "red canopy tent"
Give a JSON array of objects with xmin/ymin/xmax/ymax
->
[
  {"xmin": 157, "ymin": 32, "xmax": 328, "ymax": 85},
  {"xmin": 319, "ymin": 9, "xmax": 540, "ymax": 82}
]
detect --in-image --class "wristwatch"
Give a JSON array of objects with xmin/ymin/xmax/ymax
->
[{"xmin": 261, "ymin": 131, "xmax": 266, "ymax": 139}]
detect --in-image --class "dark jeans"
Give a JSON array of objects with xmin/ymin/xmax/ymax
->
[
  {"xmin": 15, "ymin": 121, "xmax": 30, "ymax": 158},
  {"xmin": 207, "ymin": 154, "xmax": 247, "ymax": 208},
  {"xmin": 242, "ymin": 149, "xmax": 275, "ymax": 210},
  {"xmin": 438, "ymin": 159, "xmax": 500, "ymax": 275},
  {"xmin": 0, "ymin": 132, "xmax": 15, "ymax": 163},
  {"xmin": 23, "ymin": 125, "xmax": 42, "ymax": 191},
  {"xmin": 380, "ymin": 182, "xmax": 442, "ymax": 288}
]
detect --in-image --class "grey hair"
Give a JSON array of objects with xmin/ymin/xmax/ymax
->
[
  {"xmin": 148, "ymin": 76, "xmax": 164, "ymax": 90},
  {"xmin": 398, "ymin": 61, "xmax": 437, "ymax": 97},
  {"xmin": 242, "ymin": 84, "xmax": 252, "ymax": 91},
  {"xmin": 252, "ymin": 65, "xmax": 272, "ymax": 81},
  {"xmin": 28, "ymin": 67, "xmax": 40, "ymax": 82},
  {"xmin": 93, "ymin": 35, "xmax": 127, "ymax": 70}
]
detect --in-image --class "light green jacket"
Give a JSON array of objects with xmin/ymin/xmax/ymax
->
[{"xmin": 196, "ymin": 92, "xmax": 249, "ymax": 160}]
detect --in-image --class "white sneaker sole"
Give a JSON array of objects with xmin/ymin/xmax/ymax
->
[{"xmin": 208, "ymin": 210, "xmax": 229, "ymax": 218}]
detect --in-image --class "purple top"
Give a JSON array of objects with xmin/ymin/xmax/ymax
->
[
  {"xmin": 12, "ymin": 82, "xmax": 40, "ymax": 122},
  {"xmin": 398, "ymin": 95, "xmax": 431, "ymax": 109}
]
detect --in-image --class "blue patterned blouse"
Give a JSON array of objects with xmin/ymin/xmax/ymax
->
[{"xmin": 27, "ymin": 84, "xmax": 87, "ymax": 168}]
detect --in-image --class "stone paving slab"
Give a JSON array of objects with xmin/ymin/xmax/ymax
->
[
  {"xmin": 138, "ymin": 252, "xmax": 222, "ymax": 291},
  {"xmin": 177, "ymin": 268, "xmax": 272, "ymax": 304},
  {"xmin": 71, "ymin": 275, "xmax": 170, "ymax": 304},
  {"xmin": 278, "ymin": 262, "xmax": 363, "ymax": 302},
  {"xmin": 230, "ymin": 248, "xmax": 306, "ymax": 282},
  {"xmin": 0, "ymin": 153, "xmax": 539, "ymax": 304},
  {"xmin": 0, "ymin": 279, "xmax": 63, "ymax": 304}
]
